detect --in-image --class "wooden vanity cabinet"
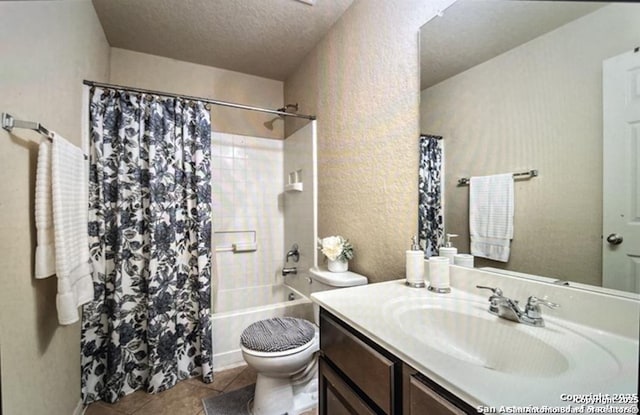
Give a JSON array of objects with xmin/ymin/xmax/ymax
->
[
  {"xmin": 319, "ymin": 356, "xmax": 377, "ymax": 415},
  {"xmin": 319, "ymin": 309, "xmax": 400, "ymax": 414},
  {"xmin": 318, "ymin": 308, "xmax": 475, "ymax": 415},
  {"xmin": 402, "ymin": 364, "xmax": 468, "ymax": 415}
]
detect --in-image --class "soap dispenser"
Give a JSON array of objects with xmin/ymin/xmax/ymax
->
[
  {"xmin": 439, "ymin": 233, "xmax": 458, "ymax": 262},
  {"xmin": 405, "ymin": 236, "xmax": 425, "ymax": 288}
]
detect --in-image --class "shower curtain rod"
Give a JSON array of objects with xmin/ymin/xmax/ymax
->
[{"xmin": 83, "ymin": 80, "xmax": 316, "ymax": 121}]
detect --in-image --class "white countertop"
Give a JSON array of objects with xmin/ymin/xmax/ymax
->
[{"xmin": 311, "ymin": 275, "xmax": 639, "ymax": 410}]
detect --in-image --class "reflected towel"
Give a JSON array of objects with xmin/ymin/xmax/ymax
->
[
  {"xmin": 51, "ymin": 133, "xmax": 93, "ymax": 325},
  {"xmin": 469, "ymin": 173, "xmax": 514, "ymax": 262},
  {"xmin": 35, "ymin": 142, "xmax": 56, "ymax": 278}
]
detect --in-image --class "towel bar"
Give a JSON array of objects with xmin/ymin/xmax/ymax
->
[
  {"xmin": 2, "ymin": 112, "xmax": 88, "ymax": 159},
  {"xmin": 458, "ymin": 169, "xmax": 538, "ymax": 186}
]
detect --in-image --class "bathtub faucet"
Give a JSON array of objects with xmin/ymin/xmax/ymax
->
[{"xmin": 282, "ymin": 266, "xmax": 298, "ymax": 276}]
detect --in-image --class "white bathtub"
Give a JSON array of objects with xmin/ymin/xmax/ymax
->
[{"xmin": 212, "ymin": 284, "xmax": 314, "ymax": 371}]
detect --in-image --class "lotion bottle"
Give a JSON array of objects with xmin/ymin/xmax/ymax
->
[
  {"xmin": 439, "ymin": 233, "xmax": 458, "ymax": 262},
  {"xmin": 405, "ymin": 236, "xmax": 425, "ymax": 288}
]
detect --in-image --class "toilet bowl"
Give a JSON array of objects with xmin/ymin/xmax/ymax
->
[{"xmin": 240, "ymin": 267, "xmax": 367, "ymax": 415}]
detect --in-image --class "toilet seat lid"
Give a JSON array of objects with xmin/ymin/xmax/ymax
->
[{"xmin": 240, "ymin": 317, "xmax": 315, "ymax": 353}]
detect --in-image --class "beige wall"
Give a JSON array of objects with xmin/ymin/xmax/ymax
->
[
  {"xmin": 109, "ymin": 48, "xmax": 286, "ymax": 139},
  {"xmin": 0, "ymin": 1, "xmax": 110, "ymax": 414},
  {"xmin": 284, "ymin": 0, "xmax": 454, "ymax": 283},
  {"xmin": 420, "ymin": 4, "xmax": 640, "ymax": 285}
]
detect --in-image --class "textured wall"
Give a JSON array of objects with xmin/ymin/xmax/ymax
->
[
  {"xmin": 284, "ymin": 0, "xmax": 454, "ymax": 283},
  {"xmin": 421, "ymin": 4, "xmax": 640, "ymax": 286},
  {"xmin": 109, "ymin": 48, "xmax": 286, "ymax": 140},
  {"xmin": 0, "ymin": 2, "xmax": 110, "ymax": 414}
]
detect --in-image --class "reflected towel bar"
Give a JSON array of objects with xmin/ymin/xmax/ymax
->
[{"xmin": 458, "ymin": 169, "xmax": 538, "ymax": 186}]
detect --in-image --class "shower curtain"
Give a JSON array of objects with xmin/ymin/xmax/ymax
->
[
  {"xmin": 81, "ymin": 87, "xmax": 214, "ymax": 404},
  {"xmin": 418, "ymin": 134, "xmax": 443, "ymax": 257}
]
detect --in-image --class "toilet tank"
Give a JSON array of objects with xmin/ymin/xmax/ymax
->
[{"xmin": 309, "ymin": 267, "xmax": 368, "ymax": 324}]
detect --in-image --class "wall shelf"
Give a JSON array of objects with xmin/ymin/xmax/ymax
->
[{"xmin": 285, "ymin": 182, "xmax": 303, "ymax": 192}]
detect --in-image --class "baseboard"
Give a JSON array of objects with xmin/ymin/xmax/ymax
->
[{"xmin": 72, "ymin": 399, "xmax": 85, "ymax": 415}]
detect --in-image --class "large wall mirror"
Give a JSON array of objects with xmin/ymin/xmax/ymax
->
[{"xmin": 419, "ymin": 1, "xmax": 640, "ymax": 293}]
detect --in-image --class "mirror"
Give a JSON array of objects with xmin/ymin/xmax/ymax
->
[{"xmin": 419, "ymin": 1, "xmax": 640, "ymax": 293}]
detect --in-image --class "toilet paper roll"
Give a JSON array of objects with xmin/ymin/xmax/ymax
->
[
  {"xmin": 428, "ymin": 256, "xmax": 450, "ymax": 290},
  {"xmin": 453, "ymin": 254, "xmax": 474, "ymax": 268}
]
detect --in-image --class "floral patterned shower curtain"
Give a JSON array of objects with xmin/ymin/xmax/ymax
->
[
  {"xmin": 418, "ymin": 134, "xmax": 444, "ymax": 257},
  {"xmin": 81, "ymin": 87, "xmax": 214, "ymax": 404}
]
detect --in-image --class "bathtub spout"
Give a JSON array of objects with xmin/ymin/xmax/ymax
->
[{"xmin": 282, "ymin": 267, "xmax": 298, "ymax": 276}]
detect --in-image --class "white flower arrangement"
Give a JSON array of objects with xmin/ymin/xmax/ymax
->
[{"xmin": 318, "ymin": 236, "xmax": 354, "ymax": 262}]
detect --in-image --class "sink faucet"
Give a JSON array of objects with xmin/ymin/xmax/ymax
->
[{"xmin": 476, "ymin": 285, "xmax": 559, "ymax": 327}]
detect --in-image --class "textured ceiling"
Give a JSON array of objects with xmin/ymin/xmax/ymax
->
[
  {"xmin": 92, "ymin": 0, "xmax": 354, "ymax": 81},
  {"xmin": 420, "ymin": 0, "xmax": 605, "ymax": 90}
]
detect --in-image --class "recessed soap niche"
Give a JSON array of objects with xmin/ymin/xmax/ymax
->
[{"xmin": 285, "ymin": 169, "xmax": 303, "ymax": 192}]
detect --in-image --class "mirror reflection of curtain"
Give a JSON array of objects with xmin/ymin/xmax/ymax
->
[
  {"xmin": 418, "ymin": 134, "xmax": 443, "ymax": 257},
  {"xmin": 81, "ymin": 87, "xmax": 214, "ymax": 404}
]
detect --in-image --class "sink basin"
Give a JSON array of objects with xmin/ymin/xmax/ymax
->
[{"xmin": 385, "ymin": 297, "xmax": 621, "ymax": 379}]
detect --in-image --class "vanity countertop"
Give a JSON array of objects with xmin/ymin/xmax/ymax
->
[{"xmin": 311, "ymin": 271, "xmax": 639, "ymax": 410}]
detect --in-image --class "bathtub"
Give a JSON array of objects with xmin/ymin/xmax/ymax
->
[{"xmin": 211, "ymin": 284, "xmax": 314, "ymax": 371}]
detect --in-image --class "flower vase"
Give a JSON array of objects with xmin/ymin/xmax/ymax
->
[{"xmin": 328, "ymin": 259, "xmax": 348, "ymax": 273}]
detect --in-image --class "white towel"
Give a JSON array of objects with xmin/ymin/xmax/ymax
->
[
  {"xmin": 469, "ymin": 173, "xmax": 514, "ymax": 262},
  {"xmin": 35, "ymin": 142, "xmax": 56, "ymax": 278},
  {"xmin": 51, "ymin": 133, "xmax": 93, "ymax": 325}
]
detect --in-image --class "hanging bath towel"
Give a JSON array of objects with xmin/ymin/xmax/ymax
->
[
  {"xmin": 469, "ymin": 173, "xmax": 514, "ymax": 262},
  {"xmin": 35, "ymin": 141, "xmax": 56, "ymax": 278},
  {"xmin": 51, "ymin": 133, "xmax": 93, "ymax": 325}
]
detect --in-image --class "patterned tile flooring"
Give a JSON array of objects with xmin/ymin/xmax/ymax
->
[{"xmin": 85, "ymin": 364, "xmax": 318, "ymax": 415}]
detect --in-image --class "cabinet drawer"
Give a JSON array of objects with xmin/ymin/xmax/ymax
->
[
  {"xmin": 320, "ymin": 311, "xmax": 395, "ymax": 414},
  {"xmin": 410, "ymin": 375, "xmax": 467, "ymax": 415},
  {"xmin": 320, "ymin": 357, "xmax": 377, "ymax": 415}
]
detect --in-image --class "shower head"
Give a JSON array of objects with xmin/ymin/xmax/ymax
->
[
  {"xmin": 263, "ymin": 117, "xmax": 280, "ymax": 131},
  {"xmin": 264, "ymin": 104, "xmax": 299, "ymax": 130}
]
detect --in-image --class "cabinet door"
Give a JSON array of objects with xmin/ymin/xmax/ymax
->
[
  {"xmin": 319, "ymin": 357, "xmax": 377, "ymax": 415},
  {"xmin": 409, "ymin": 375, "xmax": 466, "ymax": 415},
  {"xmin": 320, "ymin": 310, "xmax": 396, "ymax": 413}
]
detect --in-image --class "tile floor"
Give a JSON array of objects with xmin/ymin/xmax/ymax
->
[{"xmin": 84, "ymin": 364, "xmax": 317, "ymax": 415}]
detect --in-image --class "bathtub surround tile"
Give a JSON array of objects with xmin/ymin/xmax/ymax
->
[{"xmin": 211, "ymin": 131, "xmax": 284, "ymax": 326}]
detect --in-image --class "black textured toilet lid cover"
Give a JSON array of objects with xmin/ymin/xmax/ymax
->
[{"xmin": 240, "ymin": 317, "xmax": 315, "ymax": 352}]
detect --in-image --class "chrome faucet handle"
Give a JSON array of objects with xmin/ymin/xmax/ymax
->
[
  {"xmin": 524, "ymin": 296, "xmax": 559, "ymax": 321},
  {"xmin": 526, "ymin": 296, "xmax": 559, "ymax": 309},
  {"xmin": 476, "ymin": 285, "xmax": 503, "ymax": 297},
  {"xmin": 476, "ymin": 285, "xmax": 504, "ymax": 314},
  {"xmin": 286, "ymin": 243, "xmax": 300, "ymax": 263}
]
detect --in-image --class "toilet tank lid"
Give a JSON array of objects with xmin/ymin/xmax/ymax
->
[{"xmin": 309, "ymin": 267, "xmax": 368, "ymax": 287}]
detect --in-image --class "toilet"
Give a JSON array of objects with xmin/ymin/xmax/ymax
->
[{"xmin": 240, "ymin": 267, "xmax": 368, "ymax": 415}]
